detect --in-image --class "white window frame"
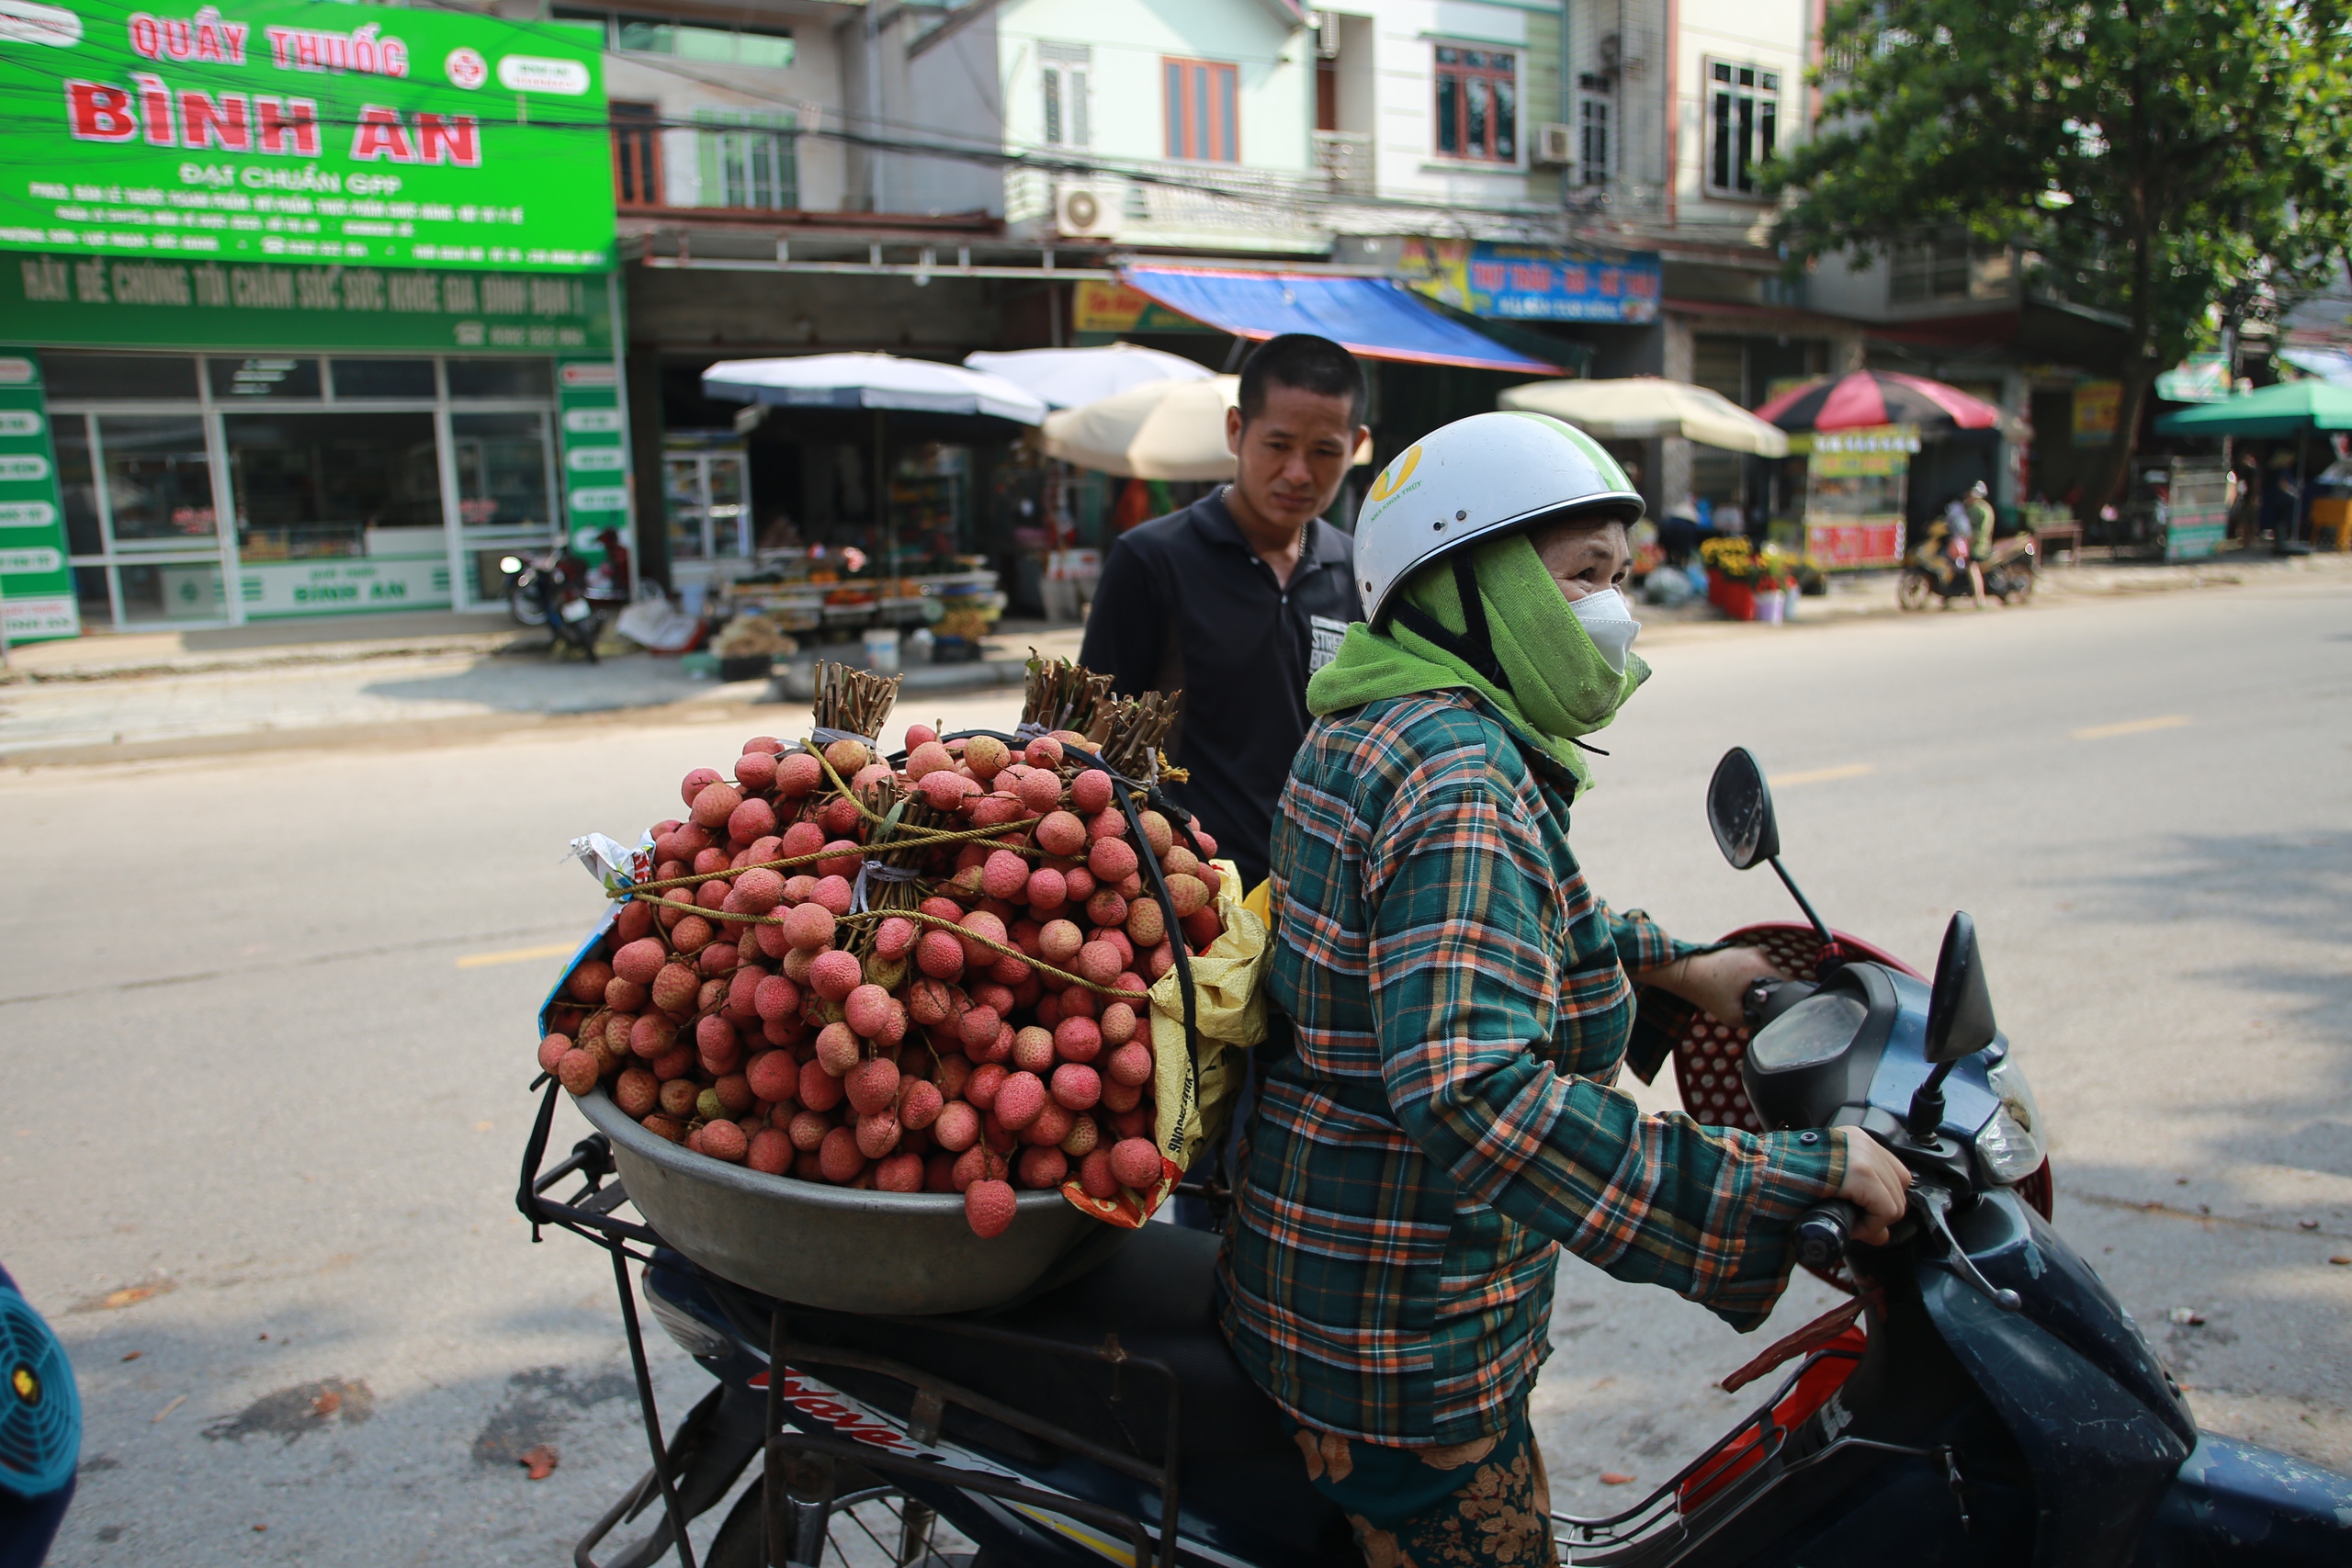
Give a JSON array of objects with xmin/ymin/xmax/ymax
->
[
  {"xmin": 1040, "ymin": 44, "xmax": 1091, "ymax": 150},
  {"xmin": 1576, "ymin": 91, "xmax": 1611, "ymax": 187},
  {"xmin": 1704, "ymin": 58, "xmax": 1781, "ymax": 200}
]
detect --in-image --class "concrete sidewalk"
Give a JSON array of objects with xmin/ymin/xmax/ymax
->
[
  {"xmin": 5, "ymin": 553, "xmax": 2341, "ymax": 765},
  {"xmin": 0, "ymin": 609, "xmax": 532, "ymax": 682},
  {"xmin": 0, "ymin": 622, "xmax": 1079, "ymax": 764},
  {"xmin": 0, "ymin": 647, "xmax": 774, "ymax": 761}
]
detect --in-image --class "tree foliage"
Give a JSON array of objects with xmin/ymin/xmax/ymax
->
[{"xmin": 1770, "ymin": 0, "xmax": 2352, "ymax": 509}]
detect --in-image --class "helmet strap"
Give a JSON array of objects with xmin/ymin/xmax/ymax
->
[{"xmin": 1391, "ymin": 552, "xmax": 1514, "ymax": 694}]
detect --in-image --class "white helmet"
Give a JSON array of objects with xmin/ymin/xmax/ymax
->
[{"xmin": 1353, "ymin": 410, "xmax": 1644, "ymax": 626}]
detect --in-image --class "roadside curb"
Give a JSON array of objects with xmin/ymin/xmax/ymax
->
[{"xmin": 0, "ymin": 631, "xmax": 537, "ymax": 685}]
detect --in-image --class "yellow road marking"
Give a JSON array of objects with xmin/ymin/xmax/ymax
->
[
  {"xmin": 2072, "ymin": 715, "xmax": 2191, "ymax": 740},
  {"xmin": 456, "ymin": 942, "xmax": 576, "ymax": 970},
  {"xmin": 1770, "ymin": 763, "xmax": 1875, "ymax": 787}
]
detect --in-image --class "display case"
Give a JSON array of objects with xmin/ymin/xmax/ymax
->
[
  {"xmin": 664, "ymin": 437, "xmax": 752, "ymax": 586},
  {"xmin": 1790, "ymin": 425, "xmax": 1917, "ymax": 569},
  {"xmin": 2162, "ymin": 460, "xmax": 2230, "ymax": 561}
]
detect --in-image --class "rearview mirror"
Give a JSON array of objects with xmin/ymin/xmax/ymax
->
[
  {"xmin": 1707, "ymin": 747, "xmax": 1781, "ymax": 871},
  {"xmin": 1924, "ymin": 911, "xmax": 1997, "ymax": 1064}
]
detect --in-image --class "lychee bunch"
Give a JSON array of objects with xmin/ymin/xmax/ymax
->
[{"xmin": 537, "ymin": 696, "xmax": 1226, "ymax": 1239}]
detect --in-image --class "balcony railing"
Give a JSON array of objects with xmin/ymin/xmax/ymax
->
[
  {"xmin": 1006, "ymin": 161, "xmax": 1329, "ymax": 245},
  {"xmin": 1314, "ymin": 131, "xmax": 1374, "ymax": 196}
]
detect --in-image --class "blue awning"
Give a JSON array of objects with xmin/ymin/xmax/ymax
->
[{"xmin": 1119, "ymin": 265, "xmax": 1563, "ymax": 373}]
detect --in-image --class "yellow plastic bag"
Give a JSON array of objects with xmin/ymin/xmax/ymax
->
[{"xmin": 1059, "ymin": 859, "xmax": 1271, "ymax": 1225}]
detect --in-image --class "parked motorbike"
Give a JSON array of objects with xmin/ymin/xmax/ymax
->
[
  {"xmin": 503, "ymin": 545, "xmax": 604, "ymax": 660},
  {"xmin": 1898, "ymin": 530, "xmax": 2037, "ymax": 610},
  {"xmin": 523, "ymin": 745, "xmax": 2352, "ymax": 1568}
]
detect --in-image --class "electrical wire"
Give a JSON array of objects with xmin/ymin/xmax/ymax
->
[{"xmin": 0, "ymin": 6, "xmax": 1653, "ymax": 242}]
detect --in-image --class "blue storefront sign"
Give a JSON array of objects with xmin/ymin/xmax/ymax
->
[{"xmin": 1400, "ymin": 241, "xmax": 1662, "ymax": 325}]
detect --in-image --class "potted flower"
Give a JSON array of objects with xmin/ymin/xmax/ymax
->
[{"xmin": 1701, "ymin": 536, "xmax": 1765, "ymax": 621}]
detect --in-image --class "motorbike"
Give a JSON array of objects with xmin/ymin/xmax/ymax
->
[
  {"xmin": 503, "ymin": 544, "xmax": 605, "ymax": 660},
  {"xmin": 1898, "ymin": 529, "xmax": 2036, "ymax": 610},
  {"xmin": 522, "ymin": 745, "xmax": 2352, "ymax": 1568}
]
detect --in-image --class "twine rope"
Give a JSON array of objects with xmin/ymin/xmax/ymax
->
[{"xmin": 603, "ymin": 732, "xmax": 1165, "ymax": 998}]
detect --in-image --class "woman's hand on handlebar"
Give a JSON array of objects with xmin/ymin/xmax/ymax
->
[
  {"xmin": 1834, "ymin": 1129, "xmax": 1912, "ymax": 1246},
  {"xmin": 1637, "ymin": 945, "xmax": 1781, "ymax": 1026}
]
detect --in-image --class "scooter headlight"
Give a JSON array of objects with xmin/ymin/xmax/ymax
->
[
  {"xmin": 500, "ymin": 555, "xmax": 524, "ymax": 575},
  {"xmin": 1974, "ymin": 1056, "xmax": 2047, "ymax": 1185}
]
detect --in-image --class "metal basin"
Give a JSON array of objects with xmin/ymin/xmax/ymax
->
[{"xmin": 574, "ymin": 1090, "xmax": 1098, "ymax": 1314}]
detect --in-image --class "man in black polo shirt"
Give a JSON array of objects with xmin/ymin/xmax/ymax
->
[{"xmin": 1079, "ymin": 334, "xmax": 1370, "ymax": 889}]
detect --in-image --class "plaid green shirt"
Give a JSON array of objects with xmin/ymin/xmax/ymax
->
[{"xmin": 1218, "ymin": 691, "xmax": 1847, "ymax": 1447}]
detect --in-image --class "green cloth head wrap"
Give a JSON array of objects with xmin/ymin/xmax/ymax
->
[{"xmin": 1306, "ymin": 532, "xmax": 1646, "ymax": 787}]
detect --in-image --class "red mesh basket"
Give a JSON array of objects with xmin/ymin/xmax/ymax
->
[{"xmin": 1666, "ymin": 924, "xmax": 1921, "ymax": 1135}]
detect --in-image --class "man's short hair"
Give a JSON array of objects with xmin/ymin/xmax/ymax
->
[{"xmin": 1238, "ymin": 333, "xmax": 1368, "ymax": 429}]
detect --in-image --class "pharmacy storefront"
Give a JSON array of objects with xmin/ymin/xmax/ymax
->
[{"xmin": 0, "ymin": 0, "xmax": 621, "ymax": 639}]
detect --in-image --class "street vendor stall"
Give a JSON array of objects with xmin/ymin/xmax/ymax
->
[
  {"xmin": 1783, "ymin": 425, "xmax": 1921, "ymax": 568},
  {"xmin": 1755, "ymin": 371, "xmax": 2003, "ymax": 569},
  {"xmin": 697, "ymin": 355, "xmax": 1040, "ymax": 654},
  {"xmin": 967, "ymin": 345, "xmax": 1216, "ymax": 617},
  {"xmin": 2154, "ymin": 378, "xmax": 2352, "ymax": 552}
]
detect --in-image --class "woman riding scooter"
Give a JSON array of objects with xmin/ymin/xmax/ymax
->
[{"xmin": 1218, "ymin": 412, "xmax": 1911, "ymax": 1566}]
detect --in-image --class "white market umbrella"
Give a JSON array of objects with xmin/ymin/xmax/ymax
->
[
  {"xmin": 1042, "ymin": 376, "xmax": 1240, "ymax": 480},
  {"xmin": 1042, "ymin": 376, "xmax": 1373, "ymax": 479},
  {"xmin": 702, "ymin": 352, "xmax": 1048, "ymax": 424},
  {"xmin": 963, "ymin": 343, "xmax": 1212, "ymax": 410},
  {"xmin": 1499, "ymin": 377, "xmax": 1791, "ymax": 457}
]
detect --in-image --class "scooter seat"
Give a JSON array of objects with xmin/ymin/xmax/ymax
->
[{"xmin": 769, "ymin": 1223, "xmax": 1354, "ymax": 1564}]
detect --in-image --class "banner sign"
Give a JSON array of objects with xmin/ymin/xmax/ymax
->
[
  {"xmin": 0, "ymin": 250, "xmax": 612, "ymax": 351},
  {"xmin": 240, "ymin": 555, "xmax": 450, "ymax": 617},
  {"xmin": 0, "ymin": 0, "xmax": 612, "ymax": 273},
  {"xmin": 2154, "ymin": 355, "xmax": 2229, "ymax": 404},
  {"xmin": 1786, "ymin": 423, "xmax": 1920, "ymax": 477},
  {"xmin": 1071, "ymin": 280, "xmax": 1212, "ymax": 334},
  {"xmin": 1805, "ymin": 519, "xmax": 1905, "ymax": 570},
  {"xmin": 0, "ymin": 349, "xmax": 79, "ymax": 644},
  {"xmin": 558, "ymin": 354, "xmax": 629, "ymax": 557},
  {"xmin": 2072, "ymin": 380, "xmax": 2122, "ymax": 446},
  {"xmin": 1398, "ymin": 240, "xmax": 1661, "ymax": 324}
]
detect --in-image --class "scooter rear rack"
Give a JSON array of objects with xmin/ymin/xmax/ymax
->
[{"xmin": 521, "ymin": 1078, "xmax": 1186, "ymax": 1568}]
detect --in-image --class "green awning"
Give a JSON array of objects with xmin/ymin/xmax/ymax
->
[{"xmin": 2153, "ymin": 378, "xmax": 2352, "ymax": 438}]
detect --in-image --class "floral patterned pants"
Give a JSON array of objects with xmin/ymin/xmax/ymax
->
[{"xmin": 1287, "ymin": 1400, "xmax": 1556, "ymax": 1568}]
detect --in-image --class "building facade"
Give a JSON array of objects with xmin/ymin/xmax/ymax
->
[{"xmin": 0, "ymin": 0, "xmax": 625, "ymax": 640}]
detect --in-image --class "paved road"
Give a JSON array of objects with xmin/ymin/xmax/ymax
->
[{"xmin": 5, "ymin": 572, "xmax": 2346, "ymax": 1563}]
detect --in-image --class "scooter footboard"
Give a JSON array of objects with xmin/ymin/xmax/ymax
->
[{"xmin": 2134, "ymin": 1435, "xmax": 2352, "ymax": 1567}]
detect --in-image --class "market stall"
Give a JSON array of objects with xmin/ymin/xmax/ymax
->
[
  {"xmin": 696, "ymin": 355, "xmax": 1043, "ymax": 659},
  {"xmin": 966, "ymin": 344, "xmax": 1216, "ymax": 618},
  {"xmin": 2154, "ymin": 378, "xmax": 2352, "ymax": 553},
  {"xmin": 1755, "ymin": 371, "xmax": 2004, "ymax": 569}
]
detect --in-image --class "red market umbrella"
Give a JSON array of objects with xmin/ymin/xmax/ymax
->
[{"xmin": 1754, "ymin": 370, "xmax": 2002, "ymax": 433}]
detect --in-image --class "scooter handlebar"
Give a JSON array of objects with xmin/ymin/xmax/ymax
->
[{"xmin": 1794, "ymin": 1198, "xmax": 1862, "ymax": 1270}]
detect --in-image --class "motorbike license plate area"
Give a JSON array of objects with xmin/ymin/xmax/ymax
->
[{"xmin": 560, "ymin": 599, "xmax": 594, "ymax": 623}]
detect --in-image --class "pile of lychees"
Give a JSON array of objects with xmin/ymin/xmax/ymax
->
[{"xmin": 537, "ymin": 667, "xmax": 1223, "ymax": 1240}]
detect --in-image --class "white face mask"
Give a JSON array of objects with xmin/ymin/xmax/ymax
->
[{"xmin": 1569, "ymin": 586, "xmax": 1641, "ymax": 673}]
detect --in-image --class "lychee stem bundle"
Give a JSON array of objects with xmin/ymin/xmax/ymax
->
[
  {"xmin": 1090, "ymin": 690, "xmax": 1182, "ymax": 781},
  {"xmin": 814, "ymin": 662, "xmax": 903, "ymax": 740},
  {"xmin": 1022, "ymin": 652, "xmax": 1113, "ymax": 736}
]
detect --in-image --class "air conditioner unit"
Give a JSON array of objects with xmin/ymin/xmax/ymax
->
[
  {"xmin": 1054, "ymin": 184, "xmax": 1118, "ymax": 238},
  {"xmin": 1532, "ymin": 122, "xmax": 1575, "ymax": 166}
]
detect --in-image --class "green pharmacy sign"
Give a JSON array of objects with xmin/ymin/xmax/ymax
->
[
  {"xmin": 0, "ymin": 351, "xmax": 77, "ymax": 644},
  {"xmin": 0, "ymin": 0, "xmax": 613, "ymax": 272}
]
